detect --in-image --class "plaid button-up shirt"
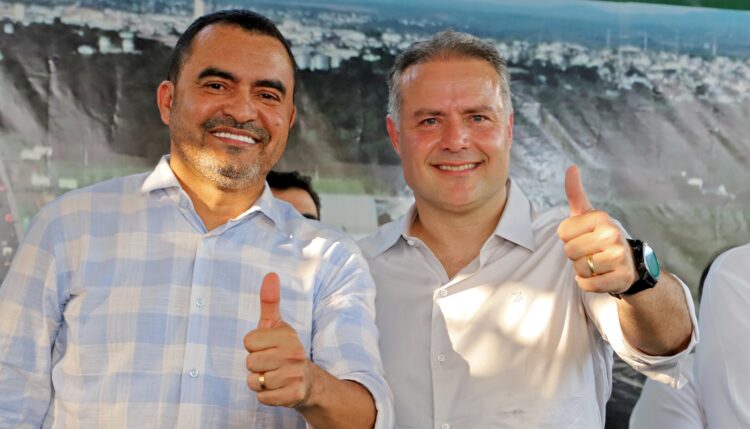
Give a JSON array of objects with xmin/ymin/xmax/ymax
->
[{"xmin": 0, "ymin": 156, "xmax": 393, "ymax": 428}]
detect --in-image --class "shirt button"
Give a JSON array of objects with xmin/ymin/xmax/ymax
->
[
  {"xmin": 188, "ymin": 368, "xmax": 199, "ymax": 378},
  {"xmin": 289, "ymin": 234, "xmax": 294, "ymax": 239},
  {"xmin": 442, "ymin": 423, "xmax": 450, "ymax": 429},
  {"xmin": 436, "ymin": 353, "xmax": 446, "ymax": 363},
  {"xmin": 439, "ymin": 289, "xmax": 448, "ymax": 297},
  {"xmin": 195, "ymin": 298, "xmax": 205, "ymax": 308},
  {"xmin": 406, "ymin": 239, "xmax": 415, "ymax": 246},
  {"xmin": 179, "ymin": 199, "xmax": 189, "ymax": 208}
]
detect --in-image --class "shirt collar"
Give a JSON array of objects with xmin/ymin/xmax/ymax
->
[
  {"xmin": 371, "ymin": 177, "xmax": 536, "ymax": 256},
  {"xmin": 141, "ymin": 155, "xmax": 180, "ymax": 193},
  {"xmin": 492, "ymin": 178, "xmax": 536, "ymax": 252},
  {"xmin": 140, "ymin": 154, "xmax": 284, "ymax": 228}
]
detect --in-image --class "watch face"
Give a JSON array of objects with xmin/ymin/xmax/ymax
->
[{"xmin": 643, "ymin": 244, "xmax": 660, "ymax": 279}]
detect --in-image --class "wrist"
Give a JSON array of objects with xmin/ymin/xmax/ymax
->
[{"xmin": 293, "ymin": 360, "xmax": 318, "ymax": 410}]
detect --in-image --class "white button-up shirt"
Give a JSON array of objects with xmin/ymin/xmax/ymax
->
[
  {"xmin": 695, "ymin": 243, "xmax": 750, "ymax": 428},
  {"xmin": 629, "ymin": 354, "xmax": 705, "ymax": 429},
  {"xmin": 360, "ymin": 179, "xmax": 697, "ymax": 429}
]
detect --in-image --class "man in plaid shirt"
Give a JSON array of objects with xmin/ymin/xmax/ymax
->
[{"xmin": 0, "ymin": 10, "xmax": 393, "ymax": 429}]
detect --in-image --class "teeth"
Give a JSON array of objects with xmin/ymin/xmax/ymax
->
[
  {"xmin": 213, "ymin": 131, "xmax": 257, "ymax": 144},
  {"xmin": 438, "ymin": 163, "xmax": 477, "ymax": 171}
]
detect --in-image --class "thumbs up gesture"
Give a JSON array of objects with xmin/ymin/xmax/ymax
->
[
  {"xmin": 556, "ymin": 166, "xmax": 638, "ymax": 295},
  {"xmin": 244, "ymin": 273, "xmax": 312, "ymax": 408}
]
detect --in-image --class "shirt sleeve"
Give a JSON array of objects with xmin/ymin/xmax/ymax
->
[
  {"xmin": 629, "ymin": 354, "xmax": 705, "ymax": 429},
  {"xmin": 694, "ymin": 247, "xmax": 750, "ymax": 428},
  {"xmin": 581, "ymin": 273, "xmax": 698, "ymax": 388},
  {"xmin": 0, "ymin": 206, "xmax": 67, "ymax": 428},
  {"xmin": 310, "ymin": 241, "xmax": 395, "ymax": 429}
]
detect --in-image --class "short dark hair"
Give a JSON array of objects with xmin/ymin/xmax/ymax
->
[
  {"xmin": 166, "ymin": 9, "xmax": 297, "ymax": 90},
  {"xmin": 266, "ymin": 170, "xmax": 321, "ymax": 219}
]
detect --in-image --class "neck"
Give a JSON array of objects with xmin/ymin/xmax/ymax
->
[
  {"xmin": 169, "ymin": 157, "xmax": 264, "ymax": 231},
  {"xmin": 410, "ymin": 188, "xmax": 508, "ymax": 278}
]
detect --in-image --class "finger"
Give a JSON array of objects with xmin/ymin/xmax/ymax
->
[
  {"xmin": 247, "ymin": 369, "xmax": 282, "ymax": 392},
  {"xmin": 256, "ymin": 383, "xmax": 308, "ymax": 408},
  {"xmin": 258, "ymin": 272, "xmax": 282, "ymax": 329},
  {"xmin": 572, "ymin": 252, "xmax": 617, "ymax": 279},
  {"xmin": 557, "ymin": 211, "xmax": 615, "ymax": 244},
  {"xmin": 574, "ymin": 271, "xmax": 633, "ymax": 295},
  {"xmin": 245, "ymin": 347, "xmax": 284, "ymax": 373},
  {"xmin": 562, "ymin": 223, "xmax": 623, "ymax": 260},
  {"xmin": 244, "ymin": 321, "xmax": 294, "ymax": 352},
  {"xmin": 565, "ymin": 165, "xmax": 593, "ymax": 216}
]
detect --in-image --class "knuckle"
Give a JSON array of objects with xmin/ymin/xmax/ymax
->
[
  {"xmin": 612, "ymin": 246, "xmax": 626, "ymax": 263},
  {"xmin": 593, "ymin": 211, "xmax": 610, "ymax": 223},
  {"xmin": 563, "ymin": 242, "xmax": 576, "ymax": 259}
]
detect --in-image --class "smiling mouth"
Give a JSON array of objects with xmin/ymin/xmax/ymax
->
[
  {"xmin": 436, "ymin": 163, "xmax": 479, "ymax": 172},
  {"xmin": 211, "ymin": 131, "xmax": 258, "ymax": 145}
]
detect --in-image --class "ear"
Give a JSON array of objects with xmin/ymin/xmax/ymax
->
[
  {"xmin": 288, "ymin": 105, "xmax": 297, "ymax": 129},
  {"xmin": 506, "ymin": 111, "xmax": 514, "ymax": 148},
  {"xmin": 156, "ymin": 80, "xmax": 175, "ymax": 126},
  {"xmin": 386, "ymin": 115, "xmax": 402, "ymax": 157}
]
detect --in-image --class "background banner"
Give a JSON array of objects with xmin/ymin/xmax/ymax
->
[{"xmin": 1, "ymin": 1, "xmax": 748, "ymax": 426}]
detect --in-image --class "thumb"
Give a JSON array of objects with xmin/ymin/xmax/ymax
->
[
  {"xmin": 565, "ymin": 165, "xmax": 593, "ymax": 216},
  {"xmin": 258, "ymin": 272, "xmax": 282, "ymax": 329}
]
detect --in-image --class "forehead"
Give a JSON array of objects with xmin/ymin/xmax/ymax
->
[
  {"xmin": 401, "ymin": 58, "xmax": 500, "ymax": 94},
  {"xmin": 398, "ymin": 58, "xmax": 502, "ymax": 111},
  {"xmin": 182, "ymin": 24, "xmax": 295, "ymax": 83}
]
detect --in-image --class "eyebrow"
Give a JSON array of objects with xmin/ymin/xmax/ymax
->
[
  {"xmin": 197, "ymin": 67, "xmax": 237, "ymax": 82},
  {"xmin": 254, "ymin": 79, "xmax": 287, "ymax": 97},
  {"xmin": 412, "ymin": 105, "xmax": 497, "ymax": 118},
  {"xmin": 196, "ymin": 69, "xmax": 287, "ymax": 97},
  {"xmin": 412, "ymin": 109, "xmax": 445, "ymax": 118}
]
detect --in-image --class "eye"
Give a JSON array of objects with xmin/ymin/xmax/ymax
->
[
  {"xmin": 259, "ymin": 92, "xmax": 281, "ymax": 102},
  {"xmin": 420, "ymin": 117, "xmax": 437, "ymax": 126},
  {"xmin": 205, "ymin": 82, "xmax": 226, "ymax": 91},
  {"xmin": 470, "ymin": 114, "xmax": 487, "ymax": 122}
]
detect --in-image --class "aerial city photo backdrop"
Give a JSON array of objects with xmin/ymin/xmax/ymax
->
[{"xmin": 0, "ymin": 0, "xmax": 748, "ymax": 425}]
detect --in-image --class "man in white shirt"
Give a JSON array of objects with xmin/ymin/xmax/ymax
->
[
  {"xmin": 630, "ymin": 243, "xmax": 750, "ymax": 429},
  {"xmin": 694, "ymin": 243, "xmax": 750, "ymax": 428},
  {"xmin": 359, "ymin": 30, "xmax": 697, "ymax": 428},
  {"xmin": 629, "ymin": 353, "xmax": 705, "ymax": 429}
]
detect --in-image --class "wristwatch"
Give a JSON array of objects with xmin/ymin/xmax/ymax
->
[{"xmin": 611, "ymin": 239, "xmax": 660, "ymax": 299}]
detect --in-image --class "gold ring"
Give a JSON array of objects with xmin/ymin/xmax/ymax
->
[
  {"xmin": 587, "ymin": 254, "xmax": 596, "ymax": 276},
  {"xmin": 258, "ymin": 373, "xmax": 266, "ymax": 390}
]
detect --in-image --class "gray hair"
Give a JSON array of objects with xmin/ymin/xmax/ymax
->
[{"xmin": 387, "ymin": 30, "xmax": 513, "ymax": 125}]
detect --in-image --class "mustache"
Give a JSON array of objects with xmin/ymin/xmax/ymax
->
[{"xmin": 202, "ymin": 116, "xmax": 270, "ymax": 142}]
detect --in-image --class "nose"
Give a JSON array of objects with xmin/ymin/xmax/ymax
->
[
  {"xmin": 221, "ymin": 91, "xmax": 259, "ymax": 124},
  {"xmin": 440, "ymin": 118, "xmax": 470, "ymax": 152}
]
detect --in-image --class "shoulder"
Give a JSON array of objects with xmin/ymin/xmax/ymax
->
[
  {"xmin": 30, "ymin": 172, "xmax": 149, "ymax": 227},
  {"xmin": 705, "ymin": 243, "xmax": 750, "ymax": 293},
  {"xmin": 274, "ymin": 201, "xmax": 364, "ymax": 260},
  {"xmin": 527, "ymin": 205, "xmax": 570, "ymax": 251},
  {"xmin": 712, "ymin": 244, "xmax": 750, "ymax": 274},
  {"xmin": 40, "ymin": 172, "xmax": 150, "ymax": 217}
]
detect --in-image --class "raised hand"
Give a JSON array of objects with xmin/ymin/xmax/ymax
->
[
  {"xmin": 556, "ymin": 165, "xmax": 638, "ymax": 295},
  {"xmin": 244, "ymin": 272, "xmax": 312, "ymax": 408}
]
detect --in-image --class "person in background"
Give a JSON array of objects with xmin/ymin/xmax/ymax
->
[
  {"xmin": 630, "ymin": 244, "xmax": 749, "ymax": 429},
  {"xmin": 267, "ymin": 170, "xmax": 321, "ymax": 220},
  {"xmin": 359, "ymin": 29, "xmax": 697, "ymax": 428},
  {"xmin": 0, "ymin": 10, "xmax": 392, "ymax": 429},
  {"xmin": 695, "ymin": 243, "xmax": 750, "ymax": 427}
]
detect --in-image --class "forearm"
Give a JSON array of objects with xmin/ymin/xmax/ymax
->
[
  {"xmin": 296, "ymin": 362, "xmax": 376, "ymax": 429},
  {"xmin": 617, "ymin": 272, "xmax": 693, "ymax": 356}
]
